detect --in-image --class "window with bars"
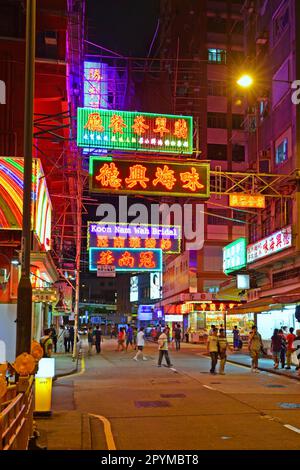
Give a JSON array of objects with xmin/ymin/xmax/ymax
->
[
  {"xmin": 208, "ymin": 48, "xmax": 227, "ymax": 64},
  {"xmin": 207, "ymin": 112, "xmax": 227, "ymax": 129},
  {"xmin": 208, "ymin": 80, "xmax": 227, "ymax": 96}
]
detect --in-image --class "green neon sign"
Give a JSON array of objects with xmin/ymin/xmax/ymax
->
[
  {"xmin": 223, "ymin": 238, "xmax": 247, "ymax": 274},
  {"xmin": 77, "ymin": 108, "xmax": 193, "ymax": 155}
]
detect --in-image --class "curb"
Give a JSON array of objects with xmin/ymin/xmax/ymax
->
[{"xmin": 226, "ymin": 357, "xmax": 300, "ymax": 382}]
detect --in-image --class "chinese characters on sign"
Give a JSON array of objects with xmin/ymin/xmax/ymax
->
[
  {"xmin": 84, "ymin": 61, "xmax": 108, "ymax": 109},
  {"xmin": 89, "ymin": 248, "xmax": 163, "ymax": 273},
  {"xmin": 247, "ymin": 226, "xmax": 292, "ymax": 263},
  {"xmin": 77, "ymin": 108, "xmax": 193, "ymax": 154},
  {"xmin": 223, "ymin": 238, "xmax": 247, "ymax": 275},
  {"xmin": 90, "ymin": 157, "xmax": 210, "ymax": 198},
  {"xmin": 88, "ymin": 222, "xmax": 181, "ymax": 254},
  {"xmin": 229, "ymin": 193, "xmax": 266, "ymax": 209}
]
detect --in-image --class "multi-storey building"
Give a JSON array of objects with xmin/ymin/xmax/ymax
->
[
  {"xmin": 158, "ymin": 0, "xmax": 247, "ymax": 333},
  {"xmin": 0, "ymin": 0, "xmax": 85, "ymax": 360},
  {"xmin": 228, "ymin": 0, "xmax": 300, "ymax": 343}
]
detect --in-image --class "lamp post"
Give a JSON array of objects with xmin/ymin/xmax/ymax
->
[{"xmin": 16, "ymin": 0, "xmax": 36, "ymax": 356}]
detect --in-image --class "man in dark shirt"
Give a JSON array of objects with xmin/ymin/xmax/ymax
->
[
  {"xmin": 94, "ymin": 325, "xmax": 102, "ymax": 354},
  {"xmin": 174, "ymin": 324, "xmax": 182, "ymax": 351}
]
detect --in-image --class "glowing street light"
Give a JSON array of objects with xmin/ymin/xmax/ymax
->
[{"xmin": 237, "ymin": 74, "xmax": 254, "ymax": 89}]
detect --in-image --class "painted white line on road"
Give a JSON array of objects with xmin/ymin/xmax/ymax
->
[
  {"xmin": 57, "ymin": 357, "xmax": 86, "ymax": 380},
  {"xmin": 284, "ymin": 424, "xmax": 300, "ymax": 435},
  {"xmin": 203, "ymin": 385, "xmax": 216, "ymax": 391},
  {"xmin": 89, "ymin": 413, "xmax": 117, "ymax": 450}
]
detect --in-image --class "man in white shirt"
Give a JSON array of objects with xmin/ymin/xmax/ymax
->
[
  {"xmin": 133, "ymin": 327, "xmax": 147, "ymax": 361},
  {"xmin": 157, "ymin": 328, "xmax": 173, "ymax": 367}
]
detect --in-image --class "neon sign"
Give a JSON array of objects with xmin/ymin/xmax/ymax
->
[
  {"xmin": 89, "ymin": 157, "xmax": 210, "ymax": 198},
  {"xmin": 223, "ymin": 238, "xmax": 247, "ymax": 274},
  {"xmin": 229, "ymin": 193, "xmax": 266, "ymax": 209},
  {"xmin": 87, "ymin": 222, "xmax": 181, "ymax": 254},
  {"xmin": 247, "ymin": 226, "xmax": 292, "ymax": 263},
  {"xmin": 84, "ymin": 61, "xmax": 108, "ymax": 109},
  {"xmin": 89, "ymin": 248, "xmax": 163, "ymax": 273},
  {"xmin": 77, "ymin": 108, "xmax": 193, "ymax": 154},
  {"xmin": 0, "ymin": 158, "xmax": 51, "ymax": 250}
]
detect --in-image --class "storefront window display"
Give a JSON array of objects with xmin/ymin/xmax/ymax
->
[
  {"xmin": 257, "ymin": 307, "xmax": 300, "ymax": 342},
  {"xmin": 226, "ymin": 313, "xmax": 254, "ymax": 343}
]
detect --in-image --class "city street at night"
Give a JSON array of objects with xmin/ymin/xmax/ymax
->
[
  {"xmin": 2, "ymin": 0, "xmax": 300, "ymax": 458},
  {"xmin": 36, "ymin": 339, "xmax": 300, "ymax": 451}
]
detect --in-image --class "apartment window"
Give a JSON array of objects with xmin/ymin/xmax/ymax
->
[
  {"xmin": 232, "ymin": 145, "xmax": 245, "ymax": 162},
  {"xmin": 203, "ymin": 246, "xmax": 223, "ymax": 272},
  {"xmin": 273, "ymin": 3, "xmax": 289, "ymax": 45},
  {"xmin": 232, "ymin": 114, "xmax": 244, "ymax": 130},
  {"xmin": 36, "ymin": 31, "xmax": 58, "ymax": 60},
  {"xmin": 207, "ymin": 17, "xmax": 227, "ymax": 34},
  {"xmin": 208, "ymin": 48, "xmax": 226, "ymax": 64},
  {"xmin": 207, "ymin": 143, "xmax": 227, "ymax": 161},
  {"xmin": 207, "ymin": 112, "xmax": 227, "ymax": 129},
  {"xmin": 275, "ymin": 138, "xmax": 288, "ymax": 165},
  {"xmin": 208, "ymin": 80, "xmax": 227, "ymax": 96}
]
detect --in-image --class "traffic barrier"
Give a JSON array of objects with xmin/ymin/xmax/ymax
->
[{"xmin": 0, "ymin": 376, "xmax": 34, "ymax": 450}]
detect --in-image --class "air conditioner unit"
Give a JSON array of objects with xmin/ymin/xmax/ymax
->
[{"xmin": 44, "ymin": 32, "xmax": 57, "ymax": 46}]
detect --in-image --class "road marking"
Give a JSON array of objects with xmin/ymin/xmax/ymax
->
[
  {"xmin": 284, "ymin": 424, "xmax": 300, "ymax": 434},
  {"xmin": 203, "ymin": 385, "xmax": 216, "ymax": 391},
  {"xmin": 59, "ymin": 357, "xmax": 86, "ymax": 379},
  {"xmin": 89, "ymin": 413, "xmax": 117, "ymax": 450}
]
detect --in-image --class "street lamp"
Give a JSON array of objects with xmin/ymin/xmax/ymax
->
[{"xmin": 237, "ymin": 74, "xmax": 254, "ymax": 89}]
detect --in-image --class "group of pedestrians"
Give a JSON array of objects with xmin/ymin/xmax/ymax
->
[
  {"xmin": 207, "ymin": 327, "xmax": 229, "ymax": 375},
  {"xmin": 271, "ymin": 327, "xmax": 300, "ymax": 373},
  {"xmin": 39, "ymin": 323, "xmax": 77, "ymax": 357},
  {"xmin": 132, "ymin": 326, "xmax": 173, "ymax": 367}
]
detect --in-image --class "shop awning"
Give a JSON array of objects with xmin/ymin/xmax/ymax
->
[{"xmin": 227, "ymin": 296, "xmax": 281, "ymax": 315}]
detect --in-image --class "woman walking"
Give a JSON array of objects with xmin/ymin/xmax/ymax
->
[
  {"xmin": 248, "ymin": 325, "xmax": 263, "ymax": 372},
  {"xmin": 271, "ymin": 329, "xmax": 282, "ymax": 369},
  {"xmin": 116, "ymin": 327, "xmax": 126, "ymax": 351}
]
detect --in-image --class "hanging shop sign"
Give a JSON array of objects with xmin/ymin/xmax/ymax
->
[
  {"xmin": 77, "ymin": 108, "xmax": 193, "ymax": 154},
  {"xmin": 87, "ymin": 222, "xmax": 181, "ymax": 254},
  {"xmin": 229, "ymin": 193, "xmax": 266, "ymax": 209},
  {"xmin": 247, "ymin": 226, "xmax": 292, "ymax": 263},
  {"xmin": 223, "ymin": 238, "xmax": 247, "ymax": 274},
  {"xmin": 97, "ymin": 264, "xmax": 116, "ymax": 278},
  {"xmin": 89, "ymin": 157, "xmax": 210, "ymax": 198},
  {"xmin": 89, "ymin": 247, "xmax": 163, "ymax": 273},
  {"xmin": 52, "ymin": 282, "xmax": 73, "ymax": 315},
  {"xmin": 84, "ymin": 61, "xmax": 108, "ymax": 109},
  {"xmin": 32, "ymin": 288, "xmax": 57, "ymax": 303}
]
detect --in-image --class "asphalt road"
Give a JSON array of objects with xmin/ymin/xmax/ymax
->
[{"xmin": 37, "ymin": 338, "xmax": 300, "ymax": 450}]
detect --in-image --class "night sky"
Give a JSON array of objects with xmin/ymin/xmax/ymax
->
[{"xmin": 86, "ymin": 0, "xmax": 161, "ymax": 57}]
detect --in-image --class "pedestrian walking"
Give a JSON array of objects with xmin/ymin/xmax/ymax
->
[
  {"xmin": 278, "ymin": 328, "xmax": 287, "ymax": 368},
  {"xmin": 292, "ymin": 330, "xmax": 300, "ymax": 375},
  {"xmin": 157, "ymin": 328, "xmax": 173, "ymax": 367},
  {"xmin": 69, "ymin": 325, "xmax": 75, "ymax": 353},
  {"xmin": 248, "ymin": 325, "xmax": 263, "ymax": 372},
  {"xmin": 40, "ymin": 329, "xmax": 53, "ymax": 358},
  {"xmin": 63, "ymin": 325, "xmax": 70, "ymax": 353},
  {"xmin": 286, "ymin": 327, "xmax": 296, "ymax": 369},
  {"xmin": 217, "ymin": 329, "xmax": 228, "ymax": 375},
  {"xmin": 271, "ymin": 329, "xmax": 282, "ymax": 369},
  {"xmin": 207, "ymin": 327, "xmax": 218, "ymax": 374},
  {"xmin": 126, "ymin": 324, "xmax": 134, "ymax": 351},
  {"xmin": 174, "ymin": 323, "xmax": 182, "ymax": 351},
  {"xmin": 133, "ymin": 326, "xmax": 138, "ymax": 350},
  {"xmin": 56, "ymin": 325, "xmax": 65, "ymax": 353},
  {"xmin": 232, "ymin": 326, "xmax": 240, "ymax": 351},
  {"xmin": 94, "ymin": 325, "xmax": 102, "ymax": 354},
  {"xmin": 87, "ymin": 327, "xmax": 94, "ymax": 356},
  {"xmin": 49, "ymin": 324, "xmax": 57, "ymax": 353},
  {"xmin": 117, "ymin": 327, "xmax": 126, "ymax": 351},
  {"xmin": 184, "ymin": 327, "xmax": 190, "ymax": 343},
  {"xmin": 133, "ymin": 327, "xmax": 147, "ymax": 361},
  {"xmin": 164, "ymin": 325, "xmax": 171, "ymax": 343}
]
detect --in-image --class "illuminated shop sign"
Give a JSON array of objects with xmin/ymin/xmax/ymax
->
[
  {"xmin": 150, "ymin": 272, "xmax": 162, "ymax": 300},
  {"xmin": 247, "ymin": 226, "xmax": 292, "ymax": 263},
  {"xmin": 77, "ymin": 108, "xmax": 193, "ymax": 154},
  {"xmin": 89, "ymin": 248, "xmax": 163, "ymax": 273},
  {"xmin": 87, "ymin": 222, "xmax": 181, "ymax": 254},
  {"xmin": 223, "ymin": 238, "xmax": 247, "ymax": 274},
  {"xmin": 89, "ymin": 157, "xmax": 210, "ymax": 198},
  {"xmin": 0, "ymin": 158, "xmax": 51, "ymax": 251},
  {"xmin": 130, "ymin": 276, "xmax": 139, "ymax": 302},
  {"xmin": 229, "ymin": 193, "xmax": 265, "ymax": 209},
  {"xmin": 84, "ymin": 61, "xmax": 108, "ymax": 109}
]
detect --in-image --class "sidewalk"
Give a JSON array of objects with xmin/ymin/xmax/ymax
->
[{"xmin": 53, "ymin": 353, "xmax": 79, "ymax": 378}]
